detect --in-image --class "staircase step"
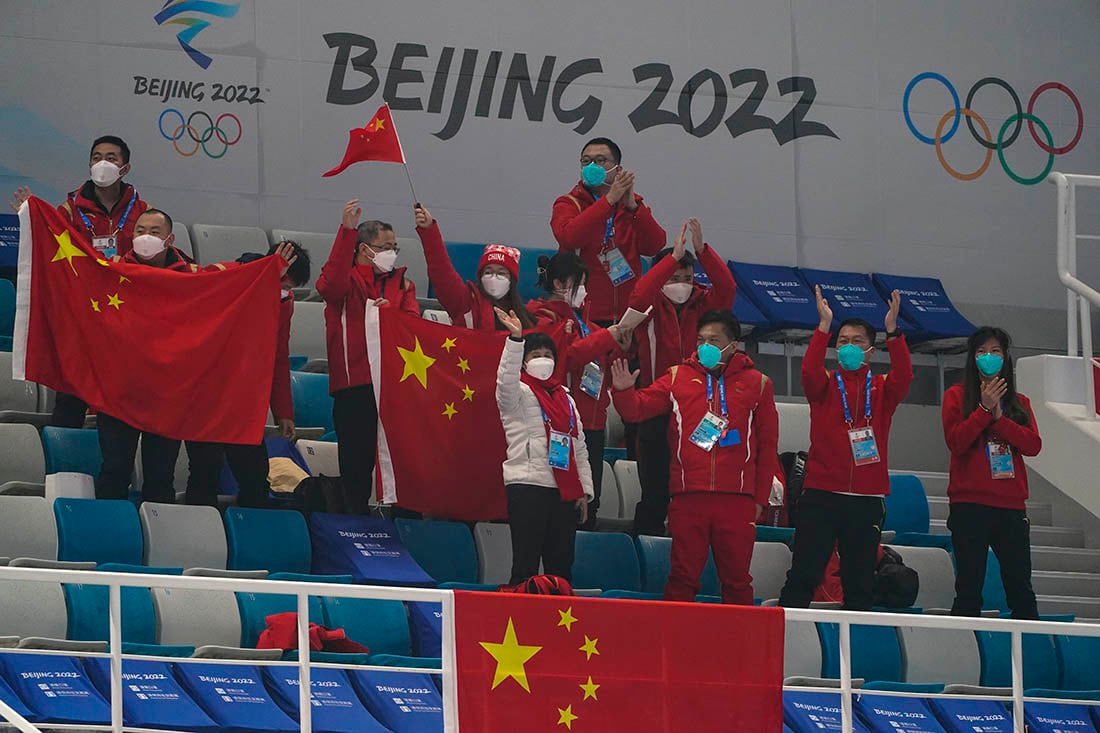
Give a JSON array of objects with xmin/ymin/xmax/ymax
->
[
  {"xmin": 1032, "ymin": 571, "xmax": 1100, "ymax": 598},
  {"xmin": 1037, "ymin": 594, "xmax": 1100, "ymax": 618},
  {"xmin": 928, "ymin": 520, "xmax": 1084, "ymax": 547},
  {"xmin": 892, "ymin": 470, "xmax": 949, "ymax": 497},
  {"xmin": 925, "ymin": 496, "xmax": 1054, "ymax": 526},
  {"xmin": 1031, "ymin": 546, "xmax": 1100, "ymax": 573}
]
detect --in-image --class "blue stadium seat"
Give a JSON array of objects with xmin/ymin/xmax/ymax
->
[
  {"xmin": 322, "ymin": 596, "xmax": 412, "ymax": 656},
  {"xmin": 0, "ymin": 668, "xmax": 39, "ymax": 724},
  {"xmin": 394, "ymin": 519, "xmax": 478, "ymax": 585},
  {"xmin": 961, "ymin": 548, "xmax": 1009, "ymax": 615},
  {"xmin": 727, "ymin": 261, "xmax": 818, "ymax": 336},
  {"xmin": 288, "ymin": 354, "xmax": 308, "ymax": 371},
  {"xmin": 54, "ymin": 498, "xmax": 143, "ymax": 564},
  {"xmin": 310, "ymin": 514, "xmax": 434, "ymax": 587},
  {"xmin": 436, "ymin": 242, "xmax": 556, "ymax": 302},
  {"xmin": 84, "ymin": 657, "xmax": 218, "ymax": 732},
  {"xmin": 1055, "ymin": 634, "xmax": 1100, "ymax": 691},
  {"xmin": 855, "ymin": 693, "xmax": 946, "ymax": 732},
  {"xmin": 173, "ymin": 662, "xmax": 298, "ymax": 732},
  {"xmin": 236, "ymin": 578, "xmax": 346, "ymax": 648},
  {"xmin": 870, "ymin": 272, "xmax": 975, "ymax": 349},
  {"xmin": 1024, "ymin": 701, "xmax": 1098, "ymax": 732},
  {"xmin": 819, "ymin": 623, "xmax": 903, "ymax": 684},
  {"xmin": 884, "ymin": 474, "xmax": 952, "ymax": 549},
  {"xmin": 635, "ymin": 535, "xmax": 719, "ymax": 596},
  {"xmin": 733, "ymin": 290, "xmax": 768, "ymax": 333},
  {"xmin": 976, "ymin": 631, "xmax": 1060, "ymax": 689},
  {"xmin": 796, "ymin": 268, "xmax": 889, "ymax": 333},
  {"xmin": 783, "ymin": 690, "xmax": 871, "ymax": 733},
  {"xmin": 225, "ymin": 507, "xmax": 312, "ymax": 574},
  {"xmin": 407, "ymin": 601, "xmax": 443, "ymax": 657},
  {"xmin": 927, "ymin": 697, "xmax": 1012, "ymax": 733},
  {"xmin": 264, "ymin": 666, "xmax": 390, "ymax": 733},
  {"xmin": 64, "ymin": 565, "xmax": 182, "ymax": 646},
  {"xmin": 0, "ymin": 653, "xmax": 110, "ymax": 726},
  {"xmin": 41, "ymin": 427, "xmax": 102, "ymax": 475},
  {"xmin": 289, "ymin": 371, "xmax": 334, "ymax": 432},
  {"xmin": 602, "ymin": 446, "xmax": 628, "ymax": 464},
  {"xmin": 320, "ymin": 430, "xmax": 338, "ymax": 442},
  {"xmin": 572, "ymin": 531, "xmax": 641, "ymax": 592},
  {"xmin": 756, "ymin": 526, "xmax": 796, "ymax": 543},
  {"xmin": 349, "ymin": 669, "xmax": 445, "ymax": 733}
]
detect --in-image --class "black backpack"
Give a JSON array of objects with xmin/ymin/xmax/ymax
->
[
  {"xmin": 291, "ymin": 474, "xmax": 346, "ymax": 514},
  {"xmin": 779, "ymin": 451, "xmax": 808, "ymax": 525},
  {"xmin": 873, "ymin": 546, "xmax": 920, "ymax": 609}
]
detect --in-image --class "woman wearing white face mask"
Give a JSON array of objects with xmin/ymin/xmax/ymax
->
[
  {"xmin": 528, "ymin": 252, "xmax": 633, "ymax": 529},
  {"xmin": 496, "ymin": 306, "xmax": 593, "ymax": 584},
  {"xmin": 624, "ymin": 218, "xmax": 737, "ymax": 537},
  {"xmin": 414, "ymin": 205, "xmax": 536, "ymax": 332}
]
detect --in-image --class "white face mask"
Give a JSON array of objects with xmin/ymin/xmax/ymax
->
[
  {"xmin": 90, "ymin": 160, "xmax": 121, "ymax": 187},
  {"xmin": 662, "ymin": 282, "xmax": 693, "ymax": 304},
  {"xmin": 132, "ymin": 234, "xmax": 165, "ymax": 259},
  {"xmin": 371, "ymin": 249, "xmax": 398, "ymax": 273},
  {"xmin": 569, "ymin": 284, "xmax": 587, "ymax": 309},
  {"xmin": 525, "ymin": 356, "xmax": 556, "ymax": 381},
  {"xmin": 481, "ymin": 272, "xmax": 511, "ymax": 299}
]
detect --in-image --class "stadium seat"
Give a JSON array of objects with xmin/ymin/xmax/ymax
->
[
  {"xmin": 612, "ymin": 460, "xmax": 642, "ymax": 522},
  {"xmin": 170, "ymin": 219, "xmax": 194, "ymax": 260},
  {"xmin": 0, "ymin": 669, "xmax": 38, "ymax": 724},
  {"xmin": 756, "ymin": 525, "xmax": 796, "ymax": 543},
  {"xmin": 310, "ymin": 513, "xmax": 435, "ymax": 586},
  {"xmin": 264, "ymin": 665, "xmax": 390, "ymax": 733},
  {"xmin": 407, "ymin": 601, "xmax": 443, "ymax": 657},
  {"xmin": 728, "ymin": 261, "xmax": 818, "ymax": 338},
  {"xmin": 603, "ymin": 446, "xmax": 628, "ymax": 464},
  {"xmin": 794, "ymin": 268, "xmax": 890, "ymax": 336},
  {"xmin": 871, "ymin": 272, "xmax": 975, "ymax": 350},
  {"xmin": 0, "ymin": 577, "xmax": 68, "ymax": 641},
  {"xmin": 225, "ymin": 507, "xmax": 311, "ymax": 575},
  {"xmin": 634, "ymin": 535, "xmax": 719, "ymax": 596},
  {"xmin": 422, "ymin": 309, "xmax": 452, "ymax": 324},
  {"xmin": 783, "ymin": 690, "xmax": 871, "ymax": 733},
  {"xmin": 1055, "ymin": 633, "xmax": 1100, "ymax": 691},
  {"xmin": 190, "ymin": 223, "xmax": 269, "ymax": 266},
  {"xmin": 896, "ymin": 625, "xmax": 981, "ymax": 686},
  {"xmin": 783, "ymin": 619, "xmax": 824, "ymax": 680},
  {"xmin": 956, "ymin": 548, "xmax": 1009, "ymax": 615},
  {"xmin": 599, "ymin": 460, "xmax": 623, "ymax": 519},
  {"xmin": 155, "ymin": 586, "xmax": 246, "ymax": 649},
  {"xmin": 1023, "ymin": 701, "xmax": 1098, "ymax": 733},
  {"xmin": 84, "ymin": 657, "xmax": 218, "ymax": 732},
  {"xmin": 349, "ymin": 669, "xmax": 445, "ymax": 732},
  {"xmin": 271, "ymin": 229, "xmax": 334, "ymax": 291},
  {"xmin": 140, "ymin": 502, "xmax": 229, "ymax": 570},
  {"xmin": 173, "ymin": 661, "xmax": 298, "ymax": 732},
  {"xmin": 0, "ymin": 653, "xmax": 110, "ymax": 726},
  {"xmin": 976, "ymin": 631, "xmax": 1060, "ymax": 689},
  {"xmin": 888, "ymin": 545, "xmax": 956, "ymax": 611},
  {"xmin": 41, "ymin": 426, "xmax": 102, "ymax": 476},
  {"xmin": 54, "ymin": 498, "xmax": 143, "ymax": 565},
  {"xmin": 395, "ymin": 518, "xmax": 479, "ymax": 585},
  {"xmin": 854, "ymin": 693, "xmax": 946, "ymax": 732},
  {"xmin": 750, "ymin": 540, "xmax": 793, "ymax": 602},
  {"xmin": 0, "ymin": 279, "xmax": 13, "ymax": 348},
  {"xmin": 473, "ymin": 522, "xmax": 512, "ymax": 586},
  {"xmin": 297, "ymin": 438, "xmax": 340, "ymax": 477},
  {"xmin": 819, "ymin": 623, "xmax": 904, "ymax": 684},
  {"xmin": 927, "ymin": 697, "xmax": 1013, "ymax": 733},
  {"xmin": 0, "ymin": 496, "xmax": 56, "ymax": 561},
  {"xmin": 572, "ymin": 531, "xmax": 641, "ymax": 592},
  {"xmin": 236, "ymin": 584, "xmax": 337, "ymax": 648},
  {"xmin": 733, "ymin": 288, "xmax": 768, "ymax": 334},
  {"xmin": 320, "ymin": 430, "xmax": 338, "ymax": 442},
  {"xmin": 0, "ymin": 424, "xmax": 45, "ymax": 494},
  {"xmin": 322, "ymin": 596, "xmax": 412, "ymax": 656},
  {"xmin": 290, "ymin": 371, "xmax": 335, "ymax": 433},
  {"xmin": 64, "ymin": 565, "xmax": 183, "ymax": 646},
  {"xmin": 288, "ymin": 300, "xmax": 327, "ymax": 362},
  {"xmin": 885, "ymin": 474, "xmax": 951, "ymax": 549},
  {"xmin": 0, "ymin": 352, "xmax": 45, "ymax": 421}
]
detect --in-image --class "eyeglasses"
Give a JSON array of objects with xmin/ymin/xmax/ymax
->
[
  {"xmin": 580, "ymin": 156, "xmax": 614, "ymax": 167},
  {"xmin": 364, "ymin": 243, "xmax": 400, "ymax": 253}
]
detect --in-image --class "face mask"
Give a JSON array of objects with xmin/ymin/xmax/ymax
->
[
  {"xmin": 481, "ymin": 272, "xmax": 511, "ymax": 300},
  {"xmin": 132, "ymin": 234, "xmax": 165, "ymax": 259},
  {"xmin": 90, "ymin": 160, "xmax": 121, "ymax": 187},
  {"xmin": 568, "ymin": 284, "xmax": 587, "ymax": 309},
  {"xmin": 975, "ymin": 353, "xmax": 1004, "ymax": 377},
  {"xmin": 697, "ymin": 342, "xmax": 732, "ymax": 370},
  {"xmin": 370, "ymin": 249, "xmax": 398, "ymax": 272},
  {"xmin": 581, "ymin": 162, "xmax": 608, "ymax": 188},
  {"xmin": 662, "ymin": 282, "xmax": 693, "ymax": 304},
  {"xmin": 525, "ymin": 356, "xmax": 556, "ymax": 381},
  {"xmin": 837, "ymin": 343, "xmax": 869, "ymax": 371}
]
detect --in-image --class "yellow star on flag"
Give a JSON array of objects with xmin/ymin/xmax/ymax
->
[
  {"xmin": 442, "ymin": 337, "xmax": 457, "ymax": 352},
  {"xmin": 370, "ymin": 117, "xmax": 386, "ymax": 132},
  {"xmin": 557, "ymin": 607, "xmax": 577, "ymax": 632},
  {"xmin": 397, "ymin": 337, "xmax": 436, "ymax": 389},
  {"xmin": 579, "ymin": 676, "xmax": 600, "ymax": 701},
  {"xmin": 119, "ymin": 275, "xmax": 131, "ymax": 284},
  {"xmin": 457, "ymin": 357, "xmax": 471, "ymax": 374},
  {"xmin": 462, "ymin": 385, "xmax": 475, "ymax": 402},
  {"xmin": 479, "ymin": 618, "xmax": 542, "ymax": 693},
  {"xmin": 579, "ymin": 636, "xmax": 600, "ymax": 661},
  {"xmin": 442, "ymin": 402, "xmax": 458, "ymax": 419},
  {"xmin": 50, "ymin": 229, "xmax": 87, "ymax": 276},
  {"xmin": 95, "ymin": 258, "xmax": 110, "ymax": 267},
  {"xmin": 107, "ymin": 293, "xmax": 124, "ymax": 310},
  {"xmin": 557, "ymin": 704, "xmax": 578, "ymax": 730},
  {"xmin": 90, "ymin": 298, "xmax": 101, "ymax": 313}
]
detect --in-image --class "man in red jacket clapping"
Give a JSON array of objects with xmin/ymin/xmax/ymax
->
[{"xmin": 778, "ymin": 286, "xmax": 912, "ymax": 611}]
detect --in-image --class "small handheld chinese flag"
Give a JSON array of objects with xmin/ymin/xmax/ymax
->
[{"xmin": 322, "ymin": 104, "xmax": 406, "ymax": 177}]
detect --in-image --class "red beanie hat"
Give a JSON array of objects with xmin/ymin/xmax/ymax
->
[{"xmin": 478, "ymin": 244, "xmax": 521, "ymax": 281}]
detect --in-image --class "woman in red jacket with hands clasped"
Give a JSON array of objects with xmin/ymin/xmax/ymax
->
[{"xmin": 943, "ymin": 327, "xmax": 1042, "ymax": 619}]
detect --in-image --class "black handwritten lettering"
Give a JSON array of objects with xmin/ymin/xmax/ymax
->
[
  {"xmin": 435, "ymin": 48, "xmax": 479, "ymax": 140},
  {"xmin": 499, "ymin": 54, "xmax": 555, "ymax": 121},
  {"xmin": 552, "ymin": 58, "xmax": 603, "ymax": 134},
  {"xmin": 324, "ymin": 32, "xmax": 379, "ymax": 105},
  {"xmin": 384, "ymin": 42, "xmax": 428, "ymax": 111}
]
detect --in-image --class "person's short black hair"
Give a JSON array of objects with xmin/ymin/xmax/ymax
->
[
  {"xmin": 523, "ymin": 332, "xmax": 558, "ymax": 360},
  {"xmin": 698, "ymin": 309, "xmax": 741, "ymax": 341},
  {"xmin": 654, "ymin": 247, "xmax": 696, "ymax": 268},
  {"xmin": 356, "ymin": 220, "xmax": 393, "ymax": 245},
  {"xmin": 838, "ymin": 317, "xmax": 876, "ymax": 343},
  {"xmin": 268, "ymin": 240, "xmax": 312, "ymax": 287},
  {"xmin": 90, "ymin": 135, "xmax": 131, "ymax": 165},
  {"xmin": 581, "ymin": 137, "xmax": 621, "ymax": 165},
  {"xmin": 139, "ymin": 208, "xmax": 172, "ymax": 232}
]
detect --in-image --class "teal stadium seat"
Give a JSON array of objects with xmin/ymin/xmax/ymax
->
[
  {"xmin": 64, "ymin": 565, "xmax": 183, "ymax": 646},
  {"xmin": 54, "ymin": 498, "xmax": 142, "ymax": 565},
  {"xmin": 225, "ymin": 507, "xmax": 312, "ymax": 575},
  {"xmin": 819, "ymin": 623, "xmax": 904, "ymax": 684},
  {"xmin": 572, "ymin": 531, "xmax": 641, "ymax": 592},
  {"xmin": 635, "ymin": 535, "xmax": 719, "ymax": 596},
  {"xmin": 976, "ymin": 629, "xmax": 1061, "ymax": 689},
  {"xmin": 322, "ymin": 596, "xmax": 412, "ymax": 656},
  {"xmin": 236, "ymin": 581, "xmax": 342, "ymax": 648},
  {"xmin": 0, "ymin": 279, "xmax": 15, "ymax": 351},
  {"xmin": 394, "ymin": 519, "xmax": 478, "ymax": 585},
  {"xmin": 289, "ymin": 372, "xmax": 334, "ymax": 433},
  {"xmin": 1055, "ymin": 633, "xmax": 1100, "ymax": 691},
  {"xmin": 885, "ymin": 474, "xmax": 951, "ymax": 550},
  {"xmin": 41, "ymin": 427, "xmax": 103, "ymax": 475}
]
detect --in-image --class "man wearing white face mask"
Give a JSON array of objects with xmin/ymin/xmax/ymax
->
[
  {"xmin": 626, "ymin": 218, "xmax": 736, "ymax": 537},
  {"xmin": 318, "ymin": 200, "xmax": 420, "ymax": 514}
]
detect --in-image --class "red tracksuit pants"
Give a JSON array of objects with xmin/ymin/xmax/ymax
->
[{"xmin": 664, "ymin": 492, "xmax": 757, "ymax": 605}]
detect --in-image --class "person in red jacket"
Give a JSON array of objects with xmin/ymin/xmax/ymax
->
[
  {"xmin": 943, "ymin": 327, "xmax": 1041, "ymax": 619},
  {"xmin": 778, "ymin": 285, "xmax": 912, "ymax": 611},
  {"xmin": 551, "ymin": 137, "xmax": 666, "ymax": 325},
  {"xmin": 11, "ymin": 135, "xmax": 151, "ymax": 429},
  {"xmin": 611, "ymin": 310, "xmax": 779, "ymax": 605},
  {"xmin": 318, "ymin": 200, "xmax": 420, "ymax": 513},
  {"xmin": 627, "ymin": 217, "xmax": 736, "ymax": 537},
  {"xmin": 528, "ymin": 252, "xmax": 633, "ymax": 528}
]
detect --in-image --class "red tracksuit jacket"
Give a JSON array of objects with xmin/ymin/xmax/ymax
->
[
  {"xmin": 802, "ymin": 329, "xmax": 913, "ymax": 495},
  {"xmin": 528, "ymin": 298, "xmax": 628, "ymax": 432},
  {"xmin": 628, "ymin": 243, "xmax": 736, "ymax": 388},
  {"xmin": 60, "ymin": 181, "xmax": 148, "ymax": 258},
  {"xmin": 317, "ymin": 226, "xmax": 419, "ymax": 394},
  {"xmin": 613, "ymin": 353, "xmax": 779, "ymax": 505},
  {"xmin": 942, "ymin": 384, "xmax": 1041, "ymax": 510},
  {"xmin": 551, "ymin": 183, "xmax": 667, "ymax": 323}
]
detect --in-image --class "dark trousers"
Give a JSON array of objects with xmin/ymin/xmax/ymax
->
[
  {"xmin": 95, "ymin": 413, "xmax": 180, "ymax": 503},
  {"xmin": 51, "ymin": 392, "xmax": 88, "ymax": 428},
  {"xmin": 583, "ymin": 428, "xmax": 605, "ymax": 524},
  {"xmin": 507, "ymin": 483, "xmax": 579, "ymax": 584},
  {"xmin": 634, "ymin": 414, "xmax": 671, "ymax": 537},
  {"xmin": 332, "ymin": 384, "xmax": 377, "ymax": 515},
  {"xmin": 949, "ymin": 502, "xmax": 1039, "ymax": 620},
  {"xmin": 779, "ymin": 489, "xmax": 885, "ymax": 611},
  {"xmin": 185, "ymin": 441, "xmax": 271, "ymax": 509}
]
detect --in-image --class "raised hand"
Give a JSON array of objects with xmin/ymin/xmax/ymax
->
[
  {"xmin": 884, "ymin": 289, "xmax": 901, "ymax": 334},
  {"xmin": 688, "ymin": 217, "xmax": 703, "ymax": 255},
  {"xmin": 610, "ymin": 358, "xmax": 640, "ymax": 391},
  {"xmin": 494, "ymin": 306, "xmax": 524, "ymax": 337},
  {"xmin": 342, "ymin": 199, "xmax": 362, "ymax": 230},
  {"xmin": 981, "ymin": 376, "xmax": 1008, "ymax": 417},
  {"xmin": 273, "ymin": 241, "xmax": 298, "ymax": 278},
  {"xmin": 8, "ymin": 186, "xmax": 31, "ymax": 213},
  {"xmin": 606, "ymin": 169, "xmax": 634, "ymax": 206},
  {"xmin": 672, "ymin": 221, "xmax": 688, "ymax": 261},
  {"xmin": 815, "ymin": 285, "xmax": 833, "ymax": 333},
  {"xmin": 414, "ymin": 204, "xmax": 434, "ymax": 230}
]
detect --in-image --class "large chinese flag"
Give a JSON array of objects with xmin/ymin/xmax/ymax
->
[
  {"xmin": 367, "ymin": 307, "xmax": 508, "ymax": 520},
  {"xmin": 322, "ymin": 104, "xmax": 406, "ymax": 177},
  {"xmin": 15, "ymin": 196, "xmax": 280, "ymax": 444},
  {"xmin": 455, "ymin": 592, "xmax": 785, "ymax": 731}
]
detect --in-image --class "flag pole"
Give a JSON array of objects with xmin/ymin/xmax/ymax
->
[{"xmin": 386, "ymin": 103, "xmax": 421, "ymax": 208}]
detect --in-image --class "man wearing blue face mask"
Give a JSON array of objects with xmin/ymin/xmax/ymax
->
[
  {"xmin": 778, "ymin": 286, "xmax": 912, "ymax": 611},
  {"xmin": 551, "ymin": 137, "xmax": 666, "ymax": 326}
]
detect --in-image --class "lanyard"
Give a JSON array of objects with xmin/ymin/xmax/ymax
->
[
  {"xmin": 706, "ymin": 374, "xmax": 727, "ymax": 417},
  {"xmin": 602, "ymin": 215, "xmax": 615, "ymax": 247},
  {"xmin": 572, "ymin": 310, "xmax": 591, "ymax": 338},
  {"xmin": 836, "ymin": 370, "xmax": 873, "ymax": 427},
  {"xmin": 539, "ymin": 398, "xmax": 576, "ymax": 435},
  {"xmin": 77, "ymin": 191, "xmax": 137, "ymax": 237}
]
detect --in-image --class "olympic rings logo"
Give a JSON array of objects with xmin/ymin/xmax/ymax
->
[
  {"xmin": 903, "ymin": 73, "xmax": 1083, "ymax": 185},
  {"xmin": 157, "ymin": 109, "xmax": 242, "ymax": 159}
]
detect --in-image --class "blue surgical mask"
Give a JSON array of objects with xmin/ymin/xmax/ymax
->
[
  {"xmin": 581, "ymin": 162, "xmax": 608, "ymax": 188},
  {"xmin": 975, "ymin": 353, "xmax": 1004, "ymax": 377},
  {"xmin": 837, "ymin": 343, "xmax": 868, "ymax": 371},
  {"xmin": 697, "ymin": 342, "xmax": 731, "ymax": 370}
]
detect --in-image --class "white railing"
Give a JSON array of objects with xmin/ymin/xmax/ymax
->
[
  {"xmin": 3, "ymin": 566, "xmax": 1100, "ymax": 733},
  {"xmin": 1049, "ymin": 171, "xmax": 1100, "ymax": 420}
]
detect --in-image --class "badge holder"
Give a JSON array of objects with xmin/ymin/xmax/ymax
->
[
  {"xmin": 92, "ymin": 235, "xmax": 117, "ymax": 260},
  {"xmin": 602, "ymin": 247, "xmax": 635, "ymax": 286},
  {"xmin": 987, "ymin": 440, "xmax": 1015, "ymax": 480},
  {"xmin": 848, "ymin": 427, "xmax": 880, "ymax": 466},
  {"xmin": 548, "ymin": 431, "xmax": 572, "ymax": 471},
  {"xmin": 689, "ymin": 411, "xmax": 729, "ymax": 453},
  {"xmin": 579, "ymin": 362, "xmax": 604, "ymax": 399}
]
